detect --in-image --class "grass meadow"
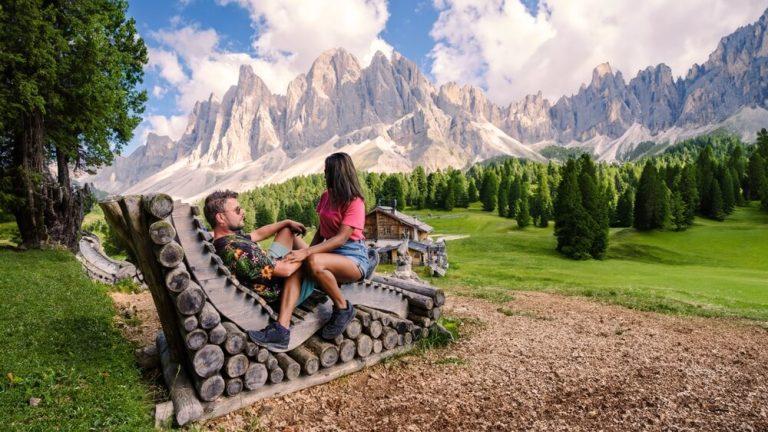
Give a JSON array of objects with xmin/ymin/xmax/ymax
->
[{"xmin": 410, "ymin": 202, "xmax": 768, "ymax": 321}]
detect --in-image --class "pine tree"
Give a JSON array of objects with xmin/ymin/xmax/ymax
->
[
  {"xmin": 679, "ymin": 164, "xmax": 698, "ymax": 225},
  {"xmin": 614, "ymin": 188, "xmax": 634, "ymax": 227},
  {"xmin": 578, "ymin": 155, "xmax": 607, "ymax": 258},
  {"xmin": 747, "ymin": 152, "xmax": 765, "ymax": 201},
  {"xmin": 670, "ymin": 189, "xmax": 688, "ymax": 231},
  {"xmin": 507, "ymin": 176, "xmax": 521, "ymax": 219},
  {"xmin": 380, "ymin": 175, "xmax": 406, "ymax": 209},
  {"xmin": 709, "ymin": 180, "xmax": 726, "ymax": 221},
  {"xmin": 554, "ymin": 159, "xmax": 592, "ymax": 259},
  {"xmin": 467, "ymin": 178, "xmax": 479, "ymax": 203},
  {"xmin": 480, "ymin": 170, "xmax": 499, "ymax": 212},
  {"xmin": 516, "ymin": 198, "xmax": 531, "ymax": 228},
  {"xmin": 697, "ymin": 145, "xmax": 717, "ymax": 215},
  {"xmin": 254, "ymin": 201, "xmax": 275, "ymax": 228},
  {"xmin": 411, "ymin": 166, "xmax": 428, "ymax": 209},
  {"xmin": 498, "ymin": 175, "xmax": 510, "ymax": 217},
  {"xmin": 634, "ymin": 162, "xmax": 659, "ymax": 230},
  {"xmin": 719, "ymin": 167, "xmax": 735, "ymax": 214},
  {"xmin": 533, "ymin": 170, "xmax": 553, "ymax": 227}
]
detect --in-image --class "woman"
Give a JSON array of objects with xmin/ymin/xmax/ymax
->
[{"xmin": 284, "ymin": 152, "xmax": 376, "ymax": 339}]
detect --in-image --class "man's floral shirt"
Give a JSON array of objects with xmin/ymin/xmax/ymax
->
[{"xmin": 213, "ymin": 232, "xmax": 281, "ymax": 303}]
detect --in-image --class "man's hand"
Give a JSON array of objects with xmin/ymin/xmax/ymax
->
[
  {"xmin": 283, "ymin": 248, "xmax": 309, "ymax": 263},
  {"xmin": 284, "ymin": 220, "xmax": 307, "ymax": 236}
]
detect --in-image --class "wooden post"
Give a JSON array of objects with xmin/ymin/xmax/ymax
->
[
  {"xmin": 288, "ymin": 346, "xmax": 319, "ymax": 376},
  {"xmin": 156, "ymin": 332, "xmax": 203, "ymax": 426},
  {"xmin": 275, "ymin": 353, "xmax": 301, "ymax": 380}
]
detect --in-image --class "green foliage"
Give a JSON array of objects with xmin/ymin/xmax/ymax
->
[
  {"xmin": 554, "ymin": 159, "xmax": 592, "ymax": 259},
  {"xmin": 614, "ymin": 188, "xmax": 634, "ymax": 227},
  {"xmin": 379, "ymin": 175, "xmax": 406, "ymax": 210},
  {"xmin": 479, "ymin": 170, "xmax": 499, "ymax": 212}
]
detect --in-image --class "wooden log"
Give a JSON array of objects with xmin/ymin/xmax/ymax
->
[
  {"xmin": 156, "ymin": 332, "xmax": 203, "ymax": 426},
  {"xmin": 264, "ymin": 353, "xmax": 279, "ymax": 370},
  {"xmin": 154, "ymin": 401, "xmax": 174, "ymax": 429},
  {"xmin": 197, "ymin": 302, "xmax": 221, "ymax": 330},
  {"xmin": 165, "ymin": 267, "xmax": 190, "ymax": 293},
  {"xmin": 269, "ymin": 366, "xmax": 284, "ymax": 384},
  {"xmin": 381, "ymin": 327, "xmax": 398, "ymax": 350},
  {"xmin": 403, "ymin": 332, "xmax": 413, "ymax": 346},
  {"xmin": 357, "ymin": 306, "xmax": 392, "ymax": 326},
  {"xmin": 398, "ymin": 334, "xmax": 404, "ymax": 346},
  {"xmin": 156, "ymin": 241, "xmax": 184, "ymax": 268},
  {"xmin": 372, "ymin": 339, "xmax": 383, "ymax": 354},
  {"xmin": 176, "ymin": 283, "xmax": 205, "ymax": 315},
  {"xmin": 117, "ymin": 196, "xmax": 188, "ymax": 374},
  {"xmin": 224, "ymin": 354, "xmax": 248, "ymax": 378},
  {"xmin": 411, "ymin": 326, "xmax": 422, "ymax": 341},
  {"xmin": 356, "ymin": 334, "xmax": 373, "ymax": 358},
  {"xmin": 243, "ymin": 363, "xmax": 268, "ymax": 390},
  {"xmin": 149, "ymin": 219, "xmax": 176, "ymax": 245},
  {"xmin": 355, "ymin": 309, "xmax": 372, "ymax": 327},
  {"xmin": 225, "ymin": 378, "xmax": 243, "ymax": 397},
  {"xmin": 244, "ymin": 342, "xmax": 259, "ymax": 358},
  {"xmin": 134, "ymin": 343, "xmax": 159, "ymax": 369},
  {"xmin": 99, "ymin": 199, "xmax": 133, "ymax": 254},
  {"xmin": 408, "ymin": 314, "xmax": 431, "ymax": 329},
  {"xmin": 192, "ymin": 344, "xmax": 225, "ymax": 378},
  {"xmin": 410, "ymin": 305, "xmax": 441, "ymax": 320},
  {"xmin": 143, "ymin": 193, "xmax": 174, "ymax": 219},
  {"xmin": 256, "ymin": 348, "xmax": 270, "ymax": 363},
  {"xmin": 331, "ymin": 334, "xmax": 344, "ymax": 345},
  {"xmin": 221, "ymin": 322, "xmax": 246, "ymax": 355},
  {"xmin": 287, "ymin": 346, "xmax": 319, "ymax": 376},
  {"xmin": 185, "ymin": 329, "xmax": 208, "ymax": 351},
  {"xmin": 388, "ymin": 287, "xmax": 434, "ymax": 310},
  {"xmin": 275, "ymin": 353, "xmax": 301, "ymax": 380},
  {"xmin": 364, "ymin": 320, "xmax": 383, "ymax": 338},
  {"xmin": 182, "ymin": 315, "xmax": 198, "ymax": 332},
  {"xmin": 304, "ymin": 337, "xmax": 339, "ymax": 368},
  {"xmin": 372, "ymin": 275, "xmax": 446, "ymax": 307},
  {"xmin": 388, "ymin": 315, "xmax": 414, "ymax": 333},
  {"xmin": 344, "ymin": 319, "xmax": 362, "ymax": 339},
  {"xmin": 336, "ymin": 339, "xmax": 356, "ymax": 363},
  {"xmin": 208, "ymin": 324, "xmax": 227, "ymax": 345},
  {"xmin": 195, "ymin": 375, "xmax": 225, "ymax": 402},
  {"xmin": 199, "ymin": 345, "xmax": 415, "ymax": 421}
]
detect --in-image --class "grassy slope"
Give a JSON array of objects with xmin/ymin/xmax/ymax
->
[
  {"xmin": 0, "ymin": 249, "xmax": 154, "ymax": 431},
  {"xmin": 412, "ymin": 202, "xmax": 768, "ymax": 320}
]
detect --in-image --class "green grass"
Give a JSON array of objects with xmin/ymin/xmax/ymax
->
[
  {"xmin": 411, "ymin": 202, "xmax": 768, "ymax": 321},
  {"xmin": 0, "ymin": 249, "xmax": 155, "ymax": 431}
]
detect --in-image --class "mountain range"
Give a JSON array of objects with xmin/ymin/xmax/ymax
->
[{"xmin": 85, "ymin": 9, "xmax": 768, "ymax": 200}]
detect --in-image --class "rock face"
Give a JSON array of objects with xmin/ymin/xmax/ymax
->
[{"xmin": 87, "ymin": 8, "xmax": 768, "ymax": 199}]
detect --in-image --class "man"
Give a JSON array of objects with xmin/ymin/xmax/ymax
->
[{"xmin": 204, "ymin": 190, "xmax": 352, "ymax": 350}]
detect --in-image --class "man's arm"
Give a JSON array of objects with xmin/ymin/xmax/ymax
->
[{"xmin": 250, "ymin": 219, "xmax": 305, "ymax": 242}]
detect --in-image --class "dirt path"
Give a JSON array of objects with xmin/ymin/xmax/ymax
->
[{"xmin": 111, "ymin": 291, "xmax": 768, "ymax": 431}]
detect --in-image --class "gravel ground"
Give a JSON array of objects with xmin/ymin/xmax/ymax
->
[{"xmin": 111, "ymin": 291, "xmax": 768, "ymax": 431}]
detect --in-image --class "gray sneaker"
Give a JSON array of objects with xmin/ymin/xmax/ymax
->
[
  {"xmin": 248, "ymin": 322, "xmax": 290, "ymax": 350},
  {"xmin": 321, "ymin": 302, "xmax": 356, "ymax": 340}
]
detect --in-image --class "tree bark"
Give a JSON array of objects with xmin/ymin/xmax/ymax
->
[{"xmin": 12, "ymin": 110, "xmax": 47, "ymax": 248}]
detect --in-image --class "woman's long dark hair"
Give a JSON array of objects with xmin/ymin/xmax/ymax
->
[{"xmin": 324, "ymin": 152, "xmax": 364, "ymax": 208}]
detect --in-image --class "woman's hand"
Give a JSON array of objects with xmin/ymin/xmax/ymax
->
[{"xmin": 283, "ymin": 248, "xmax": 309, "ymax": 263}]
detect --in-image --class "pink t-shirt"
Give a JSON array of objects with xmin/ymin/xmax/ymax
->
[{"xmin": 316, "ymin": 190, "xmax": 366, "ymax": 241}]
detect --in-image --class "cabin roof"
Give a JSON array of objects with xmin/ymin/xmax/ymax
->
[{"xmin": 367, "ymin": 206, "xmax": 433, "ymax": 233}]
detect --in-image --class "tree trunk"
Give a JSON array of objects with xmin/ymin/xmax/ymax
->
[{"xmin": 12, "ymin": 110, "xmax": 47, "ymax": 248}]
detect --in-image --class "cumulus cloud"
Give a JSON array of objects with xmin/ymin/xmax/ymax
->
[
  {"xmin": 429, "ymin": 0, "xmax": 767, "ymax": 105},
  {"xmin": 218, "ymin": 0, "xmax": 392, "ymax": 92}
]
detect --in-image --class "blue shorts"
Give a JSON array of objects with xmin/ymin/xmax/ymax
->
[
  {"xmin": 331, "ymin": 240, "xmax": 375, "ymax": 281},
  {"xmin": 268, "ymin": 242, "xmax": 316, "ymax": 307}
]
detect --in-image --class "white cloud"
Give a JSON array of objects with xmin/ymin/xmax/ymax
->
[
  {"xmin": 152, "ymin": 85, "xmax": 167, "ymax": 98},
  {"xmin": 147, "ymin": 47, "xmax": 187, "ymax": 85},
  {"xmin": 146, "ymin": 115, "xmax": 189, "ymax": 141},
  {"xmin": 429, "ymin": 0, "xmax": 767, "ymax": 105},
  {"xmin": 218, "ymin": 0, "xmax": 392, "ymax": 92}
]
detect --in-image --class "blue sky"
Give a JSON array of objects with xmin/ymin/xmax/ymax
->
[{"xmin": 124, "ymin": 0, "xmax": 766, "ymax": 155}]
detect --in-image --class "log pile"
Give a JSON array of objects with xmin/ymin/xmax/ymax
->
[{"xmin": 100, "ymin": 195, "xmax": 447, "ymax": 425}]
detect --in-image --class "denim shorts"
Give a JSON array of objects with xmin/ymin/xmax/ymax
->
[
  {"xmin": 268, "ymin": 242, "xmax": 316, "ymax": 307},
  {"xmin": 331, "ymin": 240, "xmax": 375, "ymax": 281}
]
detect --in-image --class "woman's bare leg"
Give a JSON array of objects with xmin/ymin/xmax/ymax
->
[
  {"xmin": 277, "ymin": 268, "xmax": 303, "ymax": 328},
  {"xmin": 306, "ymin": 253, "xmax": 362, "ymax": 309}
]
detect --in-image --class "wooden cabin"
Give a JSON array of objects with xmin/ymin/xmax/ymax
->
[
  {"xmin": 364, "ymin": 206, "xmax": 436, "ymax": 266},
  {"xmin": 364, "ymin": 206, "xmax": 433, "ymax": 242}
]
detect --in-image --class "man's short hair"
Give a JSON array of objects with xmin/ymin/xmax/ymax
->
[{"xmin": 204, "ymin": 190, "xmax": 238, "ymax": 228}]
